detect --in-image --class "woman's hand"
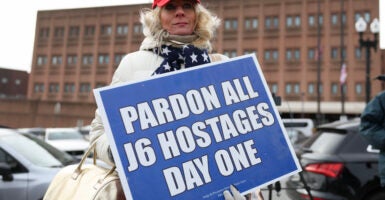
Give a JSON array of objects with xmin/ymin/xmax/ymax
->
[
  {"xmin": 223, "ymin": 185, "xmax": 264, "ymax": 200},
  {"xmin": 223, "ymin": 185, "xmax": 245, "ymax": 200}
]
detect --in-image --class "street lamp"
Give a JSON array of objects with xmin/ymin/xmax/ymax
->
[{"xmin": 355, "ymin": 17, "xmax": 379, "ymax": 103}]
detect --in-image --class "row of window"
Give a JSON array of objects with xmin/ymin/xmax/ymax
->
[
  {"xmin": 270, "ymin": 82, "xmax": 364, "ymax": 96},
  {"xmin": 1, "ymin": 77, "xmax": 22, "ymax": 85},
  {"xmin": 227, "ymin": 11, "xmax": 371, "ymax": 31},
  {"xmin": 34, "ymin": 82, "xmax": 106, "ymax": 93},
  {"xmin": 33, "ymin": 81, "xmax": 365, "ymax": 97},
  {"xmin": 37, "ymin": 46, "xmax": 363, "ymax": 67},
  {"xmin": 39, "ymin": 11, "xmax": 371, "ymax": 39},
  {"xmin": 36, "ymin": 54, "xmax": 126, "ymax": 66},
  {"xmin": 223, "ymin": 47, "xmax": 362, "ymax": 61},
  {"xmin": 39, "ymin": 23, "xmax": 143, "ymax": 39}
]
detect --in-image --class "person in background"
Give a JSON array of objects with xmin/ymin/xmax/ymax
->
[
  {"xmin": 89, "ymin": 0, "xmax": 263, "ymax": 199},
  {"xmin": 360, "ymin": 75, "xmax": 385, "ymax": 188}
]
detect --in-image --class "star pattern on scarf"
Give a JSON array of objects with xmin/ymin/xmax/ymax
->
[{"xmin": 151, "ymin": 44, "xmax": 211, "ymax": 75}]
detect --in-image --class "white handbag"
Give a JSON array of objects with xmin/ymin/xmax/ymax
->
[{"xmin": 43, "ymin": 140, "xmax": 125, "ymax": 200}]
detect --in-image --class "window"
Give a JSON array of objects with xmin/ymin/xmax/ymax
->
[
  {"xmin": 331, "ymin": 47, "xmax": 338, "ymax": 59},
  {"xmin": 308, "ymin": 83, "xmax": 315, "ymax": 95},
  {"xmin": 98, "ymin": 54, "xmax": 109, "ymax": 65},
  {"xmin": 319, "ymin": 15, "xmax": 323, "ymax": 25},
  {"xmin": 271, "ymin": 83, "xmax": 278, "ymax": 93},
  {"xmin": 285, "ymin": 83, "xmax": 292, "ymax": 94},
  {"xmin": 114, "ymin": 53, "xmax": 125, "ymax": 64},
  {"xmin": 224, "ymin": 19, "xmax": 238, "ymax": 31},
  {"xmin": 273, "ymin": 16, "xmax": 279, "ymax": 28},
  {"xmin": 308, "ymin": 15, "xmax": 315, "ymax": 27},
  {"xmin": 54, "ymin": 27, "xmax": 64, "ymax": 38},
  {"xmin": 286, "ymin": 15, "xmax": 301, "ymax": 28},
  {"xmin": 294, "ymin": 16, "xmax": 301, "ymax": 27},
  {"xmin": 133, "ymin": 23, "xmax": 143, "ymax": 35},
  {"xmin": 286, "ymin": 16, "xmax": 293, "ymax": 27},
  {"xmin": 39, "ymin": 27, "xmax": 50, "ymax": 38},
  {"xmin": 308, "ymin": 83, "xmax": 323, "ymax": 94},
  {"xmin": 51, "ymin": 55, "xmax": 62, "ymax": 65},
  {"xmin": 266, "ymin": 16, "xmax": 279, "ymax": 29},
  {"xmin": 331, "ymin": 83, "xmax": 339, "ymax": 95},
  {"xmin": 272, "ymin": 50, "xmax": 278, "ymax": 61},
  {"xmin": 82, "ymin": 54, "xmax": 93, "ymax": 65},
  {"xmin": 49, "ymin": 83, "xmax": 59, "ymax": 93},
  {"xmin": 64, "ymin": 83, "xmax": 75, "ymax": 93},
  {"xmin": 101, "ymin": 25, "xmax": 112, "ymax": 36},
  {"xmin": 116, "ymin": 24, "xmax": 128, "ymax": 35},
  {"xmin": 265, "ymin": 17, "xmax": 271, "ymax": 29},
  {"xmin": 84, "ymin": 26, "xmax": 95, "ymax": 37},
  {"xmin": 69, "ymin": 26, "xmax": 79, "ymax": 37},
  {"xmin": 331, "ymin": 13, "xmax": 338, "ymax": 25},
  {"xmin": 245, "ymin": 18, "xmax": 258, "ymax": 30},
  {"xmin": 286, "ymin": 48, "xmax": 300, "ymax": 61},
  {"xmin": 264, "ymin": 49, "xmax": 279, "ymax": 62},
  {"xmin": 293, "ymin": 83, "xmax": 300, "ymax": 94},
  {"xmin": 285, "ymin": 83, "xmax": 300, "ymax": 94},
  {"xmin": 355, "ymin": 47, "xmax": 362, "ymax": 59},
  {"xmin": 355, "ymin": 11, "xmax": 371, "ymax": 23},
  {"xmin": 37, "ymin": 56, "xmax": 47, "ymax": 66},
  {"xmin": 308, "ymin": 48, "xmax": 315, "ymax": 60},
  {"xmin": 67, "ymin": 55, "xmax": 77, "ymax": 65},
  {"xmin": 355, "ymin": 83, "xmax": 363, "ymax": 95},
  {"xmin": 79, "ymin": 83, "xmax": 91, "ymax": 93},
  {"xmin": 331, "ymin": 47, "xmax": 345, "ymax": 60},
  {"xmin": 95, "ymin": 82, "xmax": 107, "ymax": 88},
  {"xmin": 34, "ymin": 83, "xmax": 44, "ymax": 93},
  {"xmin": 243, "ymin": 50, "xmax": 257, "ymax": 55},
  {"xmin": 223, "ymin": 50, "xmax": 237, "ymax": 58},
  {"xmin": 1, "ymin": 78, "xmax": 8, "ymax": 84},
  {"xmin": 286, "ymin": 50, "xmax": 292, "ymax": 60}
]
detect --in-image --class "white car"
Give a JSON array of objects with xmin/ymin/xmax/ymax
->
[
  {"xmin": 45, "ymin": 128, "xmax": 89, "ymax": 158},
  {"xmin": 0, "ymin": 128, "xmax": 76, "ymax": 200}
]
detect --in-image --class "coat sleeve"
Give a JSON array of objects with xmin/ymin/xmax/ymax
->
[
  {"xmin": 360, "ymin": 91, "xmax": 385, "ymax": 150},
  {"xmin": 89, "ymin": 51, "xmax": 161, "ymax": 166},
  {"xmin": 88, "ymin": 54, "xmax": 135, "ymax": 166}
]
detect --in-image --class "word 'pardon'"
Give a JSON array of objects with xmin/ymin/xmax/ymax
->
[{"xmin": 119, "ymin": 76, "xmax": 275, "ymax": 196}]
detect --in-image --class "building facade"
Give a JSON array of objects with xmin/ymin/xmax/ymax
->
[
  {"xmin": 28, "ymin": 0, "xmax": 384, "ymax": 121},
  {"xmin": 0, "ymin": 68, "xmax": 28, "ymax": 99}
]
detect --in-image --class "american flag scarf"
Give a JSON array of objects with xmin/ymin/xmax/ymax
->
[{"xmin": 151, "ymin": 44, "xmax": 211, "ymax": 75}]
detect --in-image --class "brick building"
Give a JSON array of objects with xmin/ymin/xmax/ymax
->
[
  {"xmin": 27, "ymin": 0, "xmax": 384, "ymax": 123},
  {"xmin": 0, "ymin": 68, "xmax": 28, "ymax": 99}
]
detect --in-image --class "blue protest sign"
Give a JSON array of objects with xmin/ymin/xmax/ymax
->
[{"xmin": 94, "ymin": 54, "xmax": 301, "ymax": 200}]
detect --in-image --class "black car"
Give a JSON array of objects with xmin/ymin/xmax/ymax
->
[{"xmin": 286, "ymin": 118, "xmax": 385, "ymax": 200}]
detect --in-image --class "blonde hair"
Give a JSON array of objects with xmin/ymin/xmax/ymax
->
[{"xmin": 139, "ymin": 4, "xmax": 221, "ymax": 52}]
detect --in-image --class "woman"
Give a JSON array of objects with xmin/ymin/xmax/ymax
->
[
  {"xmin": 89, "ymin": 0, "xmax": 263, "ymax": 199},
  {"xmin": 90, "ymin": 0, "xmax": 226, "ymax": 170}
]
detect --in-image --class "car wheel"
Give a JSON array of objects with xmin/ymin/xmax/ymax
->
[{"xmin": 367, "ymin": 191, "xmax": 385, "ymax": 200}]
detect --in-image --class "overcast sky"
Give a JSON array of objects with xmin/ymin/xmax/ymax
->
[{"xmin": 0, "ymin": 0, "xmax": 151, "ymax": 72}]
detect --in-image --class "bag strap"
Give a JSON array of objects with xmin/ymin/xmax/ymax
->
[{"xmin": 72, "ymin": 137, "xmax": 116, "ymax": 180}]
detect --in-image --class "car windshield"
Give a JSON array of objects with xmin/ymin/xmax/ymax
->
[
  {"xmin": 0, "ymin": 129, "xmax": 75, "ymax": 167},
  {"xmin": 47, "ymin": 130, "xmax": 84, "ymax": 140},
  {"xmin": 302, "ymin": 131, "xmax": 345, "ymax": 154}
]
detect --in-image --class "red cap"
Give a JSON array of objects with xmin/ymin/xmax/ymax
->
[{"xmin": 152, "ymin": 0, "xmax": 200, "ymax": 9}]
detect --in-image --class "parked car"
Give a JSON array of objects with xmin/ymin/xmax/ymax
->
[
  {"xmin": 45, "ymin": 128, "xmax": 89, "ymax": 158},
  {"xmin": 18, "ymin": 127, "xmax": 46, "ymax": 140},
  {"xmin": 286, "ymin": 118, "xmax": 385, "ymax": 200},
  {"xmin": 0, "ymin": 128, "xmax": 76, "ymax": 200},
  {"xmin": 77, "ymin": 125, "xmax": 91, "ymax": 141}
]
